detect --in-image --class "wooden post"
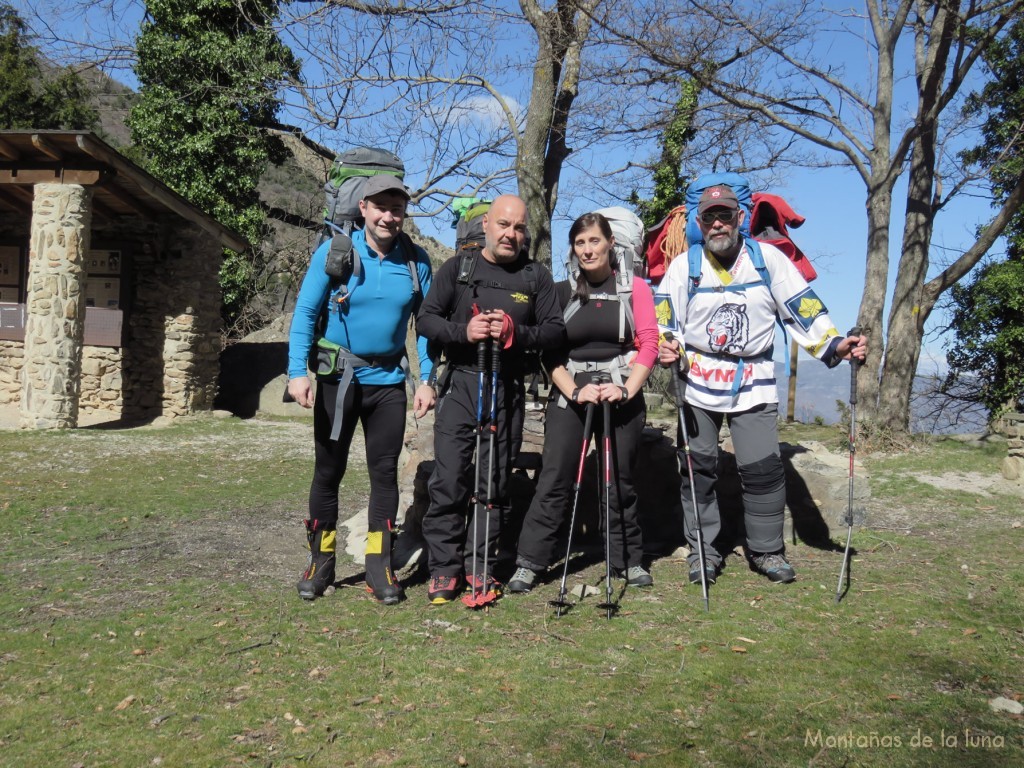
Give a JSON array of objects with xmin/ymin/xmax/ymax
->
[{"xmin": 786, "ymin": 339, "xmax": 798, "ymax": 423}]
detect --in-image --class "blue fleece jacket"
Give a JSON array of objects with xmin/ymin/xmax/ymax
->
[{"xmin": 288, "ymin": 230, "xmax": 433, "ymax": 384}]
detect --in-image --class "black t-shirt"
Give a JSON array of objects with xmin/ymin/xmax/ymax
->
[
  {"xmin": 416, "ymin": 251, "xmax": 566, "ymax": 375},
  {"xmin": 543, "ymin": 275, "xmax": 632, "ymax": 372}
]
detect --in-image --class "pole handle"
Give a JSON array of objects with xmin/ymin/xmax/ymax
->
[
  {"xmin": 491, "ymin": 338, "xmax": 501, "ymax": 376},
  {"xmin": 847, "ymin": 326, "xmax": 862, "ymax": 404},
  {"xmin": 581, "ymin": 401, "xmax": 595, "ymax": 444},
  {"xmin": 663, "ymin": 332, "xmax": 687, "ymax": 405}
]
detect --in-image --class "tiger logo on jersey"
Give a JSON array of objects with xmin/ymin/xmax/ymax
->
[
  {"xmin": 784, "ymin": 288, "xmax": 828, "ymax": 331},
  {"xmin": 706, "ymin": 303, "xmax": 749, "ymax": 355}
]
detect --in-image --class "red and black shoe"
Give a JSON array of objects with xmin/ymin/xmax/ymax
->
[
  {"xmin": 462, "ymin": 573, "xmax": 502, "ymax": 607},
  {"xmin": 427, "ymin": 574, "xmax": 464, "ymax": 604}
]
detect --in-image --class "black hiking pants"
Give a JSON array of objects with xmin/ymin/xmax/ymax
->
[
  {"xmin": 422, "ymin": 368, "xmax": 524, "ymax": 578},
  {"xmin": 309, "ymin": 380, "xmax": 406, "ymax": 531},
  {"xmin": 516, "ymin": 394, "xmax": 646, "ymax": 572}
]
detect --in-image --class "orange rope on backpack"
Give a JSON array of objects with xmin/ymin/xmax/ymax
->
[{"xmin": 659, "ymin": 205, "xmax": 689, "ymax": 269}]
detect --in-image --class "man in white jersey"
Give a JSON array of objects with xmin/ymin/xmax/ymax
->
[{"xmin": 656, "ymin": 184, "xmax": 867, "ymax": 584}]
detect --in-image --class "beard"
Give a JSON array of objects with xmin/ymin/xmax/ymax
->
[{"xmin": 705, "ymin": 227, "xmax": 740, "ymax": 258}]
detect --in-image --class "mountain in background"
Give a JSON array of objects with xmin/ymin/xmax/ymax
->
[{"xmin": 776, "ymin": 358, "xmax": 988, "ymax": 434}]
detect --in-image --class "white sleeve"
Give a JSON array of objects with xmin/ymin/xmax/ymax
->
[
  {"xmin": 653, "ymin": 255, "xmax": 690, "ymax": 338},
  {"xmin": 763, "ymin": 244, "xmax": 840, "ymax": 361}
]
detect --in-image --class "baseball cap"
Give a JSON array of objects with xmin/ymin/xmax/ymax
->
[
  {"xmin": 361, "ymin": 175, "xmax": 410, "ymax": 201},
  {"xmin": 697, "ymin": 185, "xmax": 739, "ymax": 215}
]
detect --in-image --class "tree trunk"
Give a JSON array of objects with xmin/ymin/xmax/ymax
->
[
  {"xmin": 517, "ymin": 0, "xmax": 593, "ymax": 269},
  {"xmin": 878, "ymin": 133, "xmax": 937, "ymax": 432},
  {"xmin": 854, "ymin": 181, "xmax": 894, "ymax": 424},
  {"xmin": 518, "ymin": 4, "xmax": 558, "ymax": 268}
]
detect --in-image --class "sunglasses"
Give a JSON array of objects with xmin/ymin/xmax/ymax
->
[{"xmin": 699, "ymin": 210, "xmax": 738, "ymax": 224}]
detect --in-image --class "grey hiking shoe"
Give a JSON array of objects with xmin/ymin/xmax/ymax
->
[
  {"xmin": 620, "ymin": 565, "xmax": 653, "ymax": 587},
  {"xmin": 750, "ymin": 551, "xmax": 796, "ymax": 583},
  {"xmin": 688, "ymin": 561, "xmax": 718, "ymax": 586},
  {"xmin": 508, "ymin": 567, "xmax": 537, "ymax": 593}
]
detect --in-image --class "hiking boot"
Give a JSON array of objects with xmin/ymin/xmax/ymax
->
[
  {"xmin": 427, "ymin": 574, "xmax": 464, "ymax": 604},
  {"xmin": 364, "ymin": 523, "xmax": 404, "ymax": 605},
  {"xmin": 297, "ymin": 520, "xmax": 336, "ymax": 600},
  {"xmin": 465, "ymin": 572, "xmax": 503, "ymax": 598},
  {"xmin": 688, "ymin": 562, "xmax": 718, "ymax": 586},
  {"xmin": 508, "ymin": 567, "xmax": 538, "ymax": 593},
  {"xmin": 750, "ymin": 551, "xmax": 796, "ymax": 583},
  {"xmin": 618, "ymin": 565, "xmax": 653, "ymax": 587}
]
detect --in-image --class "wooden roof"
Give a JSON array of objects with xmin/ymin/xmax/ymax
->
[{"xmin": 0, "ymin": 130, "xmax": 248, "ymax": 253}]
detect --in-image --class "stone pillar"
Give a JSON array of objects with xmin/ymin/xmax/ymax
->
[
  {"xmin": 999, "ymin": 412, "xmax": 1024, "ymax": 483},
  {"xmin": 160, "ymin": 223, "xmax": 223, "ymax": 417},
  {"xmin": 20, "ymin": 184, "xmax": 92, "ymax": 429}
]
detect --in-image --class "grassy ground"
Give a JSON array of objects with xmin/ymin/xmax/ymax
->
[{"xmin": 1, "ymin": 416, "xmax": 1021, "ymax": 767}]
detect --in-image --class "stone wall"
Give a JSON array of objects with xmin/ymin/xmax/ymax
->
[
  {"xmin": 114, "ymin": 219, "xmax": 223, "ymax": 421},
  {"xmin": 0, "ymin": 340, "xmax": 23, "ymax": 405},
  {"xmin": 0, "ymin": 207, "xmax": 223, "ymax": 426},
  {"xmin": 80, "ymin": 346, "xmax": 124, "ymax": 414},
  {"xmin": 997, "ymin": 412, "xmax": 1024, "ymax": 483}
]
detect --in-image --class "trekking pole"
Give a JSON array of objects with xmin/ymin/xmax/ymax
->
[
  {"xmin": 594, "ymin": 373, "xmax": 616, "ymax": 620},
  {"xmin": 836, "ymin": 326, "xmax": 863, "ymax": 604},
  {"xmin": 549, "ymin": 401, "xmax": 596, "ymax": 617},
  {"xmin": 463, "ymin": 337, "xmax": 501, "ymax": 609},
  {"xmin": 664, "ymin": 332, "xmax": 709, "ymax": 612},
  {"xmin": 479, "ymin": 338, "xmax": 501, "ymax": 607},
  {"xmin": 463, "ymin": 340, "xmax": 487, "ymax": 608}
]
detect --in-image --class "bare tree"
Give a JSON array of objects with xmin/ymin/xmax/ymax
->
[
  {"xmin": 23, "ymin": 0, "xmax": 762, "ymax": 271},
  {"xmin": 278, "ymin": 0, "xmax": 713, "ymax": 265},
  {"xmin": 614, "ymin": 0, "xmax": 1024, "ymax": 433}
]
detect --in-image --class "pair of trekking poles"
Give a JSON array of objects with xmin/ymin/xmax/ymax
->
[
  {"xmin": 463, "ymin": 344, "xmax": 621, "ymax": 618},
  {"xmin": 548, "ymin": 372, "xmax": 620, "ymax": 620},
  {"xmin": 464, "ymin": 338, "xmax": 502, "ymax": 609},
  {"xmin": 663, "ymin": 328, "xmax": 864, "ymax": 612}
]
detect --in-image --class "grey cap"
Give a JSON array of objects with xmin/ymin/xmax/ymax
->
[{"xmin": 361, "ymin": 174, "xmax": 410, "ymax": 201}]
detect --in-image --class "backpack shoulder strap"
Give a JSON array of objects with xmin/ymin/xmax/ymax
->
[
  {"xmin": 686, "ymin": 243, "xmax": 704, "ymax": 299},
  {"xmin": 744, "ymin": 236, "xmax": 788, "ymax": 347},
  {"xmin": 398, "ymin": 232, "xmax": 423, "ymax": 316},
  {"xmin": 744, "ymin": 237, "xmax": 770, "ymax": 288},
  {"xmin": 521, "ymin": 261, "xmax": 539, "ymax": 298},
  {"xmin": 456, "ymin": 248, "xmax": 477, "ymax": 285}
]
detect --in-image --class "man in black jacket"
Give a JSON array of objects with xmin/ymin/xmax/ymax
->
[{"xmin": 417, "ymin": 194, "xmax": 565, "ymax": 604}]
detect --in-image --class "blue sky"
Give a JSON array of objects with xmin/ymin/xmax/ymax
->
[{"xmin": 22, "ymin": 0, "xmax": 1007, "ymax": 374}]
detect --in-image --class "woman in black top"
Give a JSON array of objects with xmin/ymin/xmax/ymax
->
[{"xmin": 509, "ymin": 212, "xmax": 659, "ymax": 593}]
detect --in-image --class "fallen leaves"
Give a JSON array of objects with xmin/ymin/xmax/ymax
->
[{"xmin": 114, "ymin": 695, "xmax": 137, "ymax": 711}]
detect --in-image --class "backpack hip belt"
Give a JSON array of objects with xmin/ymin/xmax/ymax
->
[
  {"xmin": 310, "ymin": 338, "xmax": 409, "ymax": 441},
  {"xmin": 556, "ymin": 354, "xmax": 634, "ymax": 408}
]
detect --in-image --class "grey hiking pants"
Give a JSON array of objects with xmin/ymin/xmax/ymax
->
[{"xmin": 678, "ymin": 402, "xmax": 787, "ymax": 565}]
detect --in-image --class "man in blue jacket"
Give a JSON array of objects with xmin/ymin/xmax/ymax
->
[{"xmin": 288, "ymin": 174, "xmax": 435, "ymax": 604}]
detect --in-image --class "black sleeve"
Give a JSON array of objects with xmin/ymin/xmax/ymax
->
[
  {"xmin": 415, "ymin": 257, "xmax": 467, "ymax": 345},
  {"xmin": 515, "ymin": 264, "xmax": 566, "ymax": 351},
  {"xmin": 541, "ymin": 280, "xmax": 571, "ymax": 371}
]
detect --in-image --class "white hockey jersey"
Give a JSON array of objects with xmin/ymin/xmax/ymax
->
[{"xmin": 654, "ymin": 241, "xmax": 841, "ymax": 413}]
